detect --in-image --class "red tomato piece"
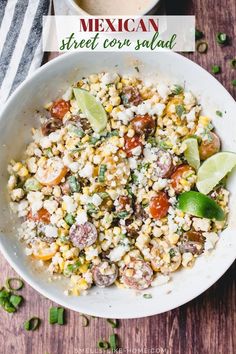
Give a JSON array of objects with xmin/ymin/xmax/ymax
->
[
  {"xmin": 124, "ymin": 134, "xmax": 143, "ymax": 157},
  {"xmin": 149, "ymin": 192, "xmax": 169, "ymax": 219},
  {"xmin": 28, "ymin": 208, "xmax": 50, "ymax": 224},
  {"xmin": 50, "ymin": 99, "xmax": 71, "ymax": 120},
  {"xmin": 170, "ymin": 164, "xmax": 194, "ymax": 193}
]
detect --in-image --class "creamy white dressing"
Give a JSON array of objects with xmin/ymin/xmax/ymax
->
[{"xmin": 77, "ymin": 0, "xmax": 154, "ymax": 15}]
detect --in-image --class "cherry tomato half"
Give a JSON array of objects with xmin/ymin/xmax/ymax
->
[
  {"xmin": 50, "ymin": 99, "xmax": 71, "ymax": 120},
  {"xmin": 124, "ymin": 134, "xmax": 143, "ymax": 157},
  {"xmin": 149, "ymin": 192, "xmax": 169, "ymax": 219},
  {"xmin": 199, "ymin": 132, "xmax": 220, "ymax": 160},
  {"xmin": 28, "ymin": 208, "xmax": 50, "ymax": 224},
  {"xmin": 170, "ymin": 164, "xmax": 194, "ymax": 193},
  {"xmin": 131, "ymin": 114, "xmax": 156, "ymax": 136}
]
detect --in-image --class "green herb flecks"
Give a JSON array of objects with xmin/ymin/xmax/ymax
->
[
  {"xmin": 64, "ymin": 213, "xmax": 75, "ymax": 226},
  {"xmin": 116, "ymin": 211, "xmax": 129, "ymax": 219},
  {"xmin": 171, "ymin": 85, "xmax": 183, "ymax": 95},
  {"xmin": 143, "ymin": 293, "xmax": 152, "ymax": 299},
  {"xmin": 87, "ymin": 203, "xmax": 99, "ymax": 215},
  {"xmin": 216, "ymin": 110, "xmax": 223, "ymax": 117},
  {"xmin": 147, "ymin": 136, "xmax": 158, "ymax": 147},
  {"xmin": 68, "ymin": 176, "xmax": 80, "ymax": 193},
  {"xmin": 169, "ymin": 248, "xmax": 176, "ymax": 258},
  {"xmin": 99, "ymin": 164, "xmax": 107, "ymax": 183},
  {"xmin": 176, "ymin": 105, "xmax": 186, "ymax": 118}
]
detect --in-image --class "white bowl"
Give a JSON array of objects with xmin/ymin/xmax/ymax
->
[
  {"xmin": 66, "ymin": 0, "xmax": 161, "ymax": 15},
  {"xmin": 0, "ymin": 52, "xmax": 235, "ymax": 319}
]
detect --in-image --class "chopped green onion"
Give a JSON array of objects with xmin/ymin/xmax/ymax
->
[
  {"xmin": 89, "ymin": 136, "xmax": 101, "ymax": 145},
  {"xmin": 143, "ymin": 293, "xmax": 152, "ymax": 299},
  {"xmin": 9, "ymin": 294, "xmax": 23, "ymax": 308},
  {"xmin": 81, "ymin": 314, "xmax": 89, "ymax": 327},
  {"xmin": 106, "ymin": 130, "xmax": 119, "ymax": 138},
  {"xmin": 6, "ymin": 278, "xmax": 24, "ymax": 291},
  {"xmin": 99, "ymin": 164, "xmax": 107, "ymax": 182},
  {"xmin": 65, "ymin": 260, "xmax": 81, "ymax": 274},
  {"xmin": 216, "ymin": 32, "xmax": 228, "ymax": 45},
  {"xmin": 24, "ymin": 178, "xmax": 42, "ymax": 192},
  {"xmin": 216, "ymin": 110, "xmax": 223, "ymax": 117},
  {"xmin": 64, "ymin": 213, "xmax": 75, "ymax": 226},
  {"xmin": 68, "ymin": 176, "xmax": 80, "ymax": 193},
  {"xmin": 49, "ymin": 307, "xmax": 59, "ymax": 324},
  {"xmin": 97, "ymin": 339, "xmax": 109, "ymax": 350},
  {"xmin": 116, "ymin": 211, "xmax": 129, "ymax": 219},
  {"xmin": 232, "ymin": 79, "xmax": 236, "ymax": 87},
  {"xmin": 87, "ymin": 203, "xmax": 98, "ymax": 214},
  {"xmin": 211, "ymin": 65, "xmax": 221, "ymax": 74},
  {"xmin": 169, "ymin": 248, "xmax": 176, "ymax": 258},
  {"xmin": 44, "ymin": 148, "xmax": 53, "ymax": 157},
  {"xmin": 171, "ymin": 85, "xmax": 183, "ymax": 95},
  {"xmin": 195, "ymin": 29, "xmax": 204, "ymax": 40},
  {"xmin": 68, "ymin": 125, "xmax": 85, "ymax": 138},
  {"xmin": 147, "ymin": 136, "xmax": 158, "ymax": 147},
  {"xmin": 98, "ymin": 192, "xmax": 109, "ymax": 199},
  {"xmin": 197, "ymin": 41, "xmax": 208, "ymax": 53},
  {"xmin": 107, "ymin": 319, "xmax": 119, "ymax": 328},
  {"xmin": 57, "ymin": 307, "xmax": 65, "ymax": 325},
  {"xmin": 109, "ymin": 333, "xmax": 118, "ymax": 352},
  {"xmin": 230, "ymin": 59, "xmax": 236, "ymax": 69},
  {"xmin": 4, "ymin": 302, "xmax": 16, "ymax": 313},
  {"xmin": 24, "ymin": 317, "xmax": 40, "ymax": 331},
  {"xmin": 176, "ymin": 105, "xmax": 186, "ymax": 117}
]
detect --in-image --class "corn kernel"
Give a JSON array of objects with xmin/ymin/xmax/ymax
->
[
  {"xmin": 79, "ymin": 264, "xmax": 88, "ymax": 273},
  {"xmin": 13, "ymin": 162, "xmax": 22, "ymax": 172},
  {"xmin": 199, "ymin": 116, "xmax": 210, "ymax": 126},
  {"xmin": 81, "ymin": 135, "xmax": 89, "ymax": 143},
  {"xmin": 18, "ymin": 166, "xmax": 29, "ymax": 177},
  {"xmin": 105, "ymin": 104, "xmax": 113, "ymax": 113}
]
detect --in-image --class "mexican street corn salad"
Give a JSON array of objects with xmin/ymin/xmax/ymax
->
[{"xmin": 7, "ymin": 71, "xmax": 233, "ymax": 295}]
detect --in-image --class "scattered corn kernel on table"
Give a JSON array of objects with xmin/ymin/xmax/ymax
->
[{"xmin": 0, "ymin": 0, "xmax": 235, "ymax": 353}]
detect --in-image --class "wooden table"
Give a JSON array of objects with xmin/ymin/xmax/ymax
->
[{"xmin": 0, "ymin": 1, "xmax": 235, "ymax": 353}]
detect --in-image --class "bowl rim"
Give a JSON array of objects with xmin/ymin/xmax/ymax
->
[
  {"xmin": 0, "ymin": 51, "xmax": 235, "ymax": 318},
  {"xmin": 65, "ymin": 0, "xmax": 161, "ymax": 16}
]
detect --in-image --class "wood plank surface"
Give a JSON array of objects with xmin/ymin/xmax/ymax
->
[{"xmin": 0, "ymin": 1, "xmax": 235, "ymax": 353}]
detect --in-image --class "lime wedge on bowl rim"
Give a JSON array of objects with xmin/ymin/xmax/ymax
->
[
  {"xmin": 183, "ymin": 137, "xmax": 200, "ymax": 170},
  {"xmin": 73, "ymin": 88, "xmax": 107, "ymax": 133},
  {"xmin": 178, "ymin": 191, "xmax": 225, "ymax": 221},
  {"xmin": 197, "ymin": 152, "xmax": 236, "ymax": 194}
]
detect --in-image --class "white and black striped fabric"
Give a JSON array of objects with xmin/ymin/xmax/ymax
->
[{"xmin": 0, "ymin": 0, "xmax": 51, "ymax": 106}]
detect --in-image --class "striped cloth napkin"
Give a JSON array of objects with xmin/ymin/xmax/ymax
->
[{"xmin": 0, "ymin": 0, "xmax": 51, "ymax": 106}]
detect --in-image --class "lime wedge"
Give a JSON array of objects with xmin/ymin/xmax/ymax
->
[
  {"xmin": 73, "ymin": 88, "xmax": 107, "ymax": 133},
  {"xmin": 178, "ymin": 191, "xmax": 225, "ymax": 220},
  {"xmin": 196, "ymin": 152, "xmax": 236, "ymax": 194},
  {"xmin": 183, "ymin": 138, "xmax": 200, "ymax": 170}
]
